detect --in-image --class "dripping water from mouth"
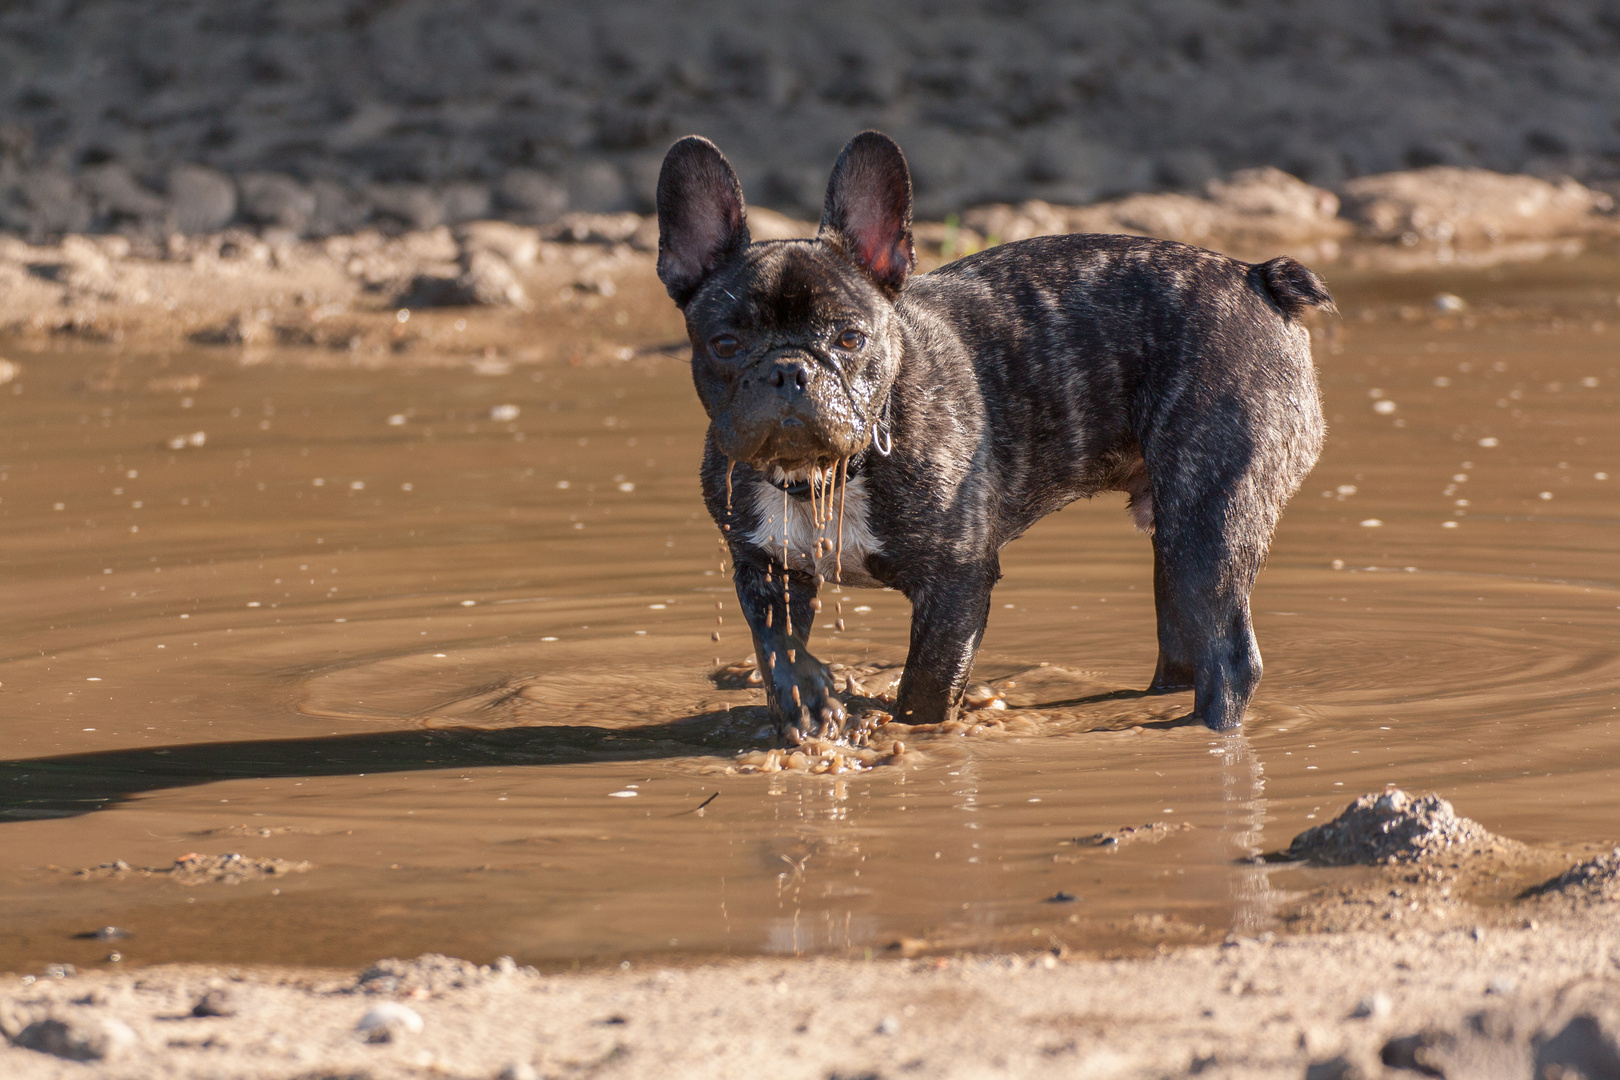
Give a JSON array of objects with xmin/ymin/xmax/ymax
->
[{"xmin": 835, "ymin": 455, "xmax": 847, "ymax": 633}]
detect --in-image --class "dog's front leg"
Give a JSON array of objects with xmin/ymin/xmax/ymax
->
[
  {"xmin": 894, "ymin": 564, "xmax": 997, "ymax": 725},
  {"xmin": 731, "ymin": 546, "xmax": 846, "ymax": 741}
]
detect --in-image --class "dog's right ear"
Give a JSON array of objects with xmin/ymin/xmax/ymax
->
[{"xmin": 656, "ymin": 137, "xmax": 750, "ymax": 306}]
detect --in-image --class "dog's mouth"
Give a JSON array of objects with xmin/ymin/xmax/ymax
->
[
  {"xmin": 763, "ymin": 460, "xmax": 845, "ymax": 490},
  {"xmin": 714, "ymin": 400, "xmax": 874, "ymax": 474}
]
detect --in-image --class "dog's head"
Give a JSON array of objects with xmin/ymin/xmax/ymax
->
[{"xmin": 655, "ymin": 131, "xmax": 915, "ymax": 472}]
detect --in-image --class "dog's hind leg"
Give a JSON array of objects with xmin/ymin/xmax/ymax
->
[
  {"xmin": 1149, "ymin": 544, "xmax": 1198, "ymax": 692},
  {"xmin": 1153, "ymin": 514, "xmax": 1267, "ymax": 730}
]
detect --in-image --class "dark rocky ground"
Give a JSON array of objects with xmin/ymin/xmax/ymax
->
[{"xmin": 3, "ymin": 0, "xmax": 1620, "ymax": 240}]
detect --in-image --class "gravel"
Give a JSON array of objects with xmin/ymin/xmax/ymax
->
[
  {"xmin": 1526, "ymin": 847, "xmax": 1620, "ymax": 904},
  {"xmin": 2, "ymin": 1, "xmax": 1619, "ymax": 240}
]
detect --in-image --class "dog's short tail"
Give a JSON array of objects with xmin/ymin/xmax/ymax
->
[{"xmin": 1254, "ymin": 257, "xmax": 1336, "ymax": 320}]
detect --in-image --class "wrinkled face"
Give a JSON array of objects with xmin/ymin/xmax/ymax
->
[{"xmin": 685, "ymin": 242, "xmax": 899, "ymax": 470}]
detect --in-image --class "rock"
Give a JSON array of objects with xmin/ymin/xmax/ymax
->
[
  {"xmin": 5, "ymin": 3, "xmax": 1620, "ymax": 246},
  {"xmin": 13, "ymin": 1013, "xmax": 136, "ymax": 1061},
  {"xmin": 1303, "ymin": 1055, "xmax": 1367, "ymax": 1080},
  {"xmin": 398, "ymin": 249, "xmax": 528, "ymax": 309},
  {"xmin": 1204, "ymin": 168, "xmax": 1348, "ymax": 245},
  {"xmin": 238, "ymin": 173, "xmax": 317, "ymax": 234},
  {"xmin": 1339, "ymin": 167, "xmax": 1613, "ymax": 246},
  {"xmin": 440, "ymin": 182, "xmax": 492, "ymax": 225},
  {"xmin": 366, "ymin": 184, "xmax": 444, "ymax": 232},
  {"xmin": 1534, "ymin": 1013, "xmax": 1620, "ymax": 1080},
  {"xmin": 457, "ymin": 220, "xmax": 542, "ymax": 268},
  {"xmin": 308, "ymin": 179, "xmax": 370, "ymax": 236},
  {"xmin": 70, "ymin": 851, "xmax": 318, "ymax": 882},
  {"xmin": 543, "ymin": 211, "xmax": 645, "ymax": 246},
  {"xmin": 456, "ymin": 250, "xmax": 528, "ymax": 307},
  {"xmin": 192, "ymin": 986, "xmax": 238, "ymax": 1017},
  {"xmin": 1525, "ymin": 847, "xmax": 1620, "ymax": 904},
  {"xmin": 564, "ymin": 161, "xmax": 629, "ymax": 214},
  {"xmin": 0, "ymin": 170, "xmax": 93, "ymax": 241},
  {"xmin": 497, "ymin": 1064, "xmax": 539, "ymax": 1080},
  {"xmin": 496, "ymin": 169, "xmax": 569, "ymax": 223},
  {"xmin": 1380, "ymin": 1029, "xmax": 1456, "ymax": 1076},
  {"xmin": 1350, "ymin": 993, "xmax": 1390, "ymax": 1020},
  {"xmin": 356, "ymin": 1001, "xmax": 423, "ymax": 1043},
  {"xmin": 1286, "ymin": 789, "xmax": 1498, "ymax": 866},
  {"xmin": 1076, "ymin": 193, "xmax": 1220, "ymax": 245},
  {"xmin": 80, "ymin": 164, "xmax": 167, "ymax": 229},
  {"xmin": 962, "ymin": 200, "xmax": 1072, "ymax": 245},
  {"xmin": 358, "ymin": 953, "xmax": 506, "ymax": 995},
  {"xmin": 167, "ymin": 165, "xmax": 237, "ymax": 234}
]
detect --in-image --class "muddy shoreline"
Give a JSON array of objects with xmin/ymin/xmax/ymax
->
[
  {"xmin": 5, "ymin": 790, "xmax": 1619, "ymax": 1077},
  {"xmin": 3, "ymin": 159, "xmax": 1619, "ymax": 1077}
]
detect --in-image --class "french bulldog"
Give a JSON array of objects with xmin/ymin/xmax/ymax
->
[{"xmin": 655, "ymin": 131, "xmax": 1331, "ymax": 740}]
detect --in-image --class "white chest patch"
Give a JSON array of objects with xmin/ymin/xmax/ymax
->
[{"xmin": 747, "ymin": 475, "xmax": 884, "ymax": 588}]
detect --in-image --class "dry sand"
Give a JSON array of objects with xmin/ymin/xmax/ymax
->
[{"xmin": 4, "ymin": 792, "xmax": 1619, "ymax": 1079}]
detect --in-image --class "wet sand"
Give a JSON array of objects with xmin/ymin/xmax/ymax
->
[{"xmin": 1, "ymin": 248, "xmax": 1618, "ymax": 1074}]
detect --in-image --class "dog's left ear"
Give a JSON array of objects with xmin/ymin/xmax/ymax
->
[
  {"xmin": 819, "ymin": 131, "xmax": 915, "ymax": 295},
  {"xmin": 656, "ymin": 136, "xmax": 750, "ymax": 306}
]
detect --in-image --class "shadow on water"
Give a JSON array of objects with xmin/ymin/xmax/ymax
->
[{"xmin": 0, "ymin": 711, "xmax": 760, "ymax": 822}]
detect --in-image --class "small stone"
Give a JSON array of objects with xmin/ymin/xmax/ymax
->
[
  {"xmin": 497, "ymin": 1064, "xmax": 540, "ymax": 1080},
  {"xmin": 14, "ymin": 1014, "xmax": 136, "ymax": 1061},
  {"xmin": 238, "ymin": 173, "xmax": 317, "ymax": 234},
  {"xmin": 1351, "ymin": 993, "xmax": 1391, "ymax": 1020},
  {"xmin": 192, "ymin": 986, "xmax": 238, "ymax": 1017},
  {"xmin": 357, "ymin": 1002, "xmax": 424, "ymax": 1043},
  {"xmin": 167, "ymin": 165, "xmax": 237, "ymax": 234},
  {"xmin": 1044, "ymin": 891, "xmax": 1078, "ymax": 903},
  {"xmin": 1304, "ymin": 1056, "xmax": 1367, "ymax": 1080},
  {"xmin": 75, "ymin": 926, "xmax": 130, "ymax": 941},
  {"xmin": 1380, "ymin": 1030, "xmax": 1456, "ymax": 1075},
  {"xmin": 876, "ymin": 1015, "xmax": 901, "ymax": 1035}
]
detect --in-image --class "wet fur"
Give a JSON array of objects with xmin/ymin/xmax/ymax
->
[{"xmin": 663, "ymin": 133, "xmax": 1330, "ymax": 737}]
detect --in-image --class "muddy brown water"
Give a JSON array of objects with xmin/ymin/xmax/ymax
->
[{"xmin": 1, "ymin": 259, "xmax": 1617, "ymax": 974}]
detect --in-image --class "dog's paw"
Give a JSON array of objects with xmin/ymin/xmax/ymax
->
[{"xmin": 768, "ymin": 651, "xmax": 847, "ymax": 742}]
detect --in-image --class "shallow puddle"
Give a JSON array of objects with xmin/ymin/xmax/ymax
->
[{"xmin": 1, "ymin": 258, "xmax": 1617, "ymax": 973}]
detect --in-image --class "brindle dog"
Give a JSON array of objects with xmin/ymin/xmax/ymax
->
[{"xmin": 655, "ymin": 131, "xmax": 1331, "ymax": 740}]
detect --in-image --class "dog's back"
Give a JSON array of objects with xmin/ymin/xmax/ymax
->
[{"xmin": 896, "ymin": 232, "xmax": 1329, "ymax": 538}]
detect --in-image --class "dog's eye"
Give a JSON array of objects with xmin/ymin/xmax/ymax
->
[
  {"xmin": 709, "ymin": 335, "xmax": 739, "ymax": 359},
  {"xmin": 837, "ymin": 329, "xmax": 865, "ymax": 351}
]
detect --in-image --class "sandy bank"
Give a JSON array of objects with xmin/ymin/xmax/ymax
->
[
  {"xmin": 1, "ymin": 166, "xmax": 1616, "ymax": 359},
  {"xmin": 2, "ymin": 920, "xmax": 1618, "ymax": 1080}
]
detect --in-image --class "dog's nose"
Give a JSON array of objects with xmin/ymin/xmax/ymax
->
[{"xmin": 767, "ymin": 357, "xmax": 812, "ymax": 397}]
